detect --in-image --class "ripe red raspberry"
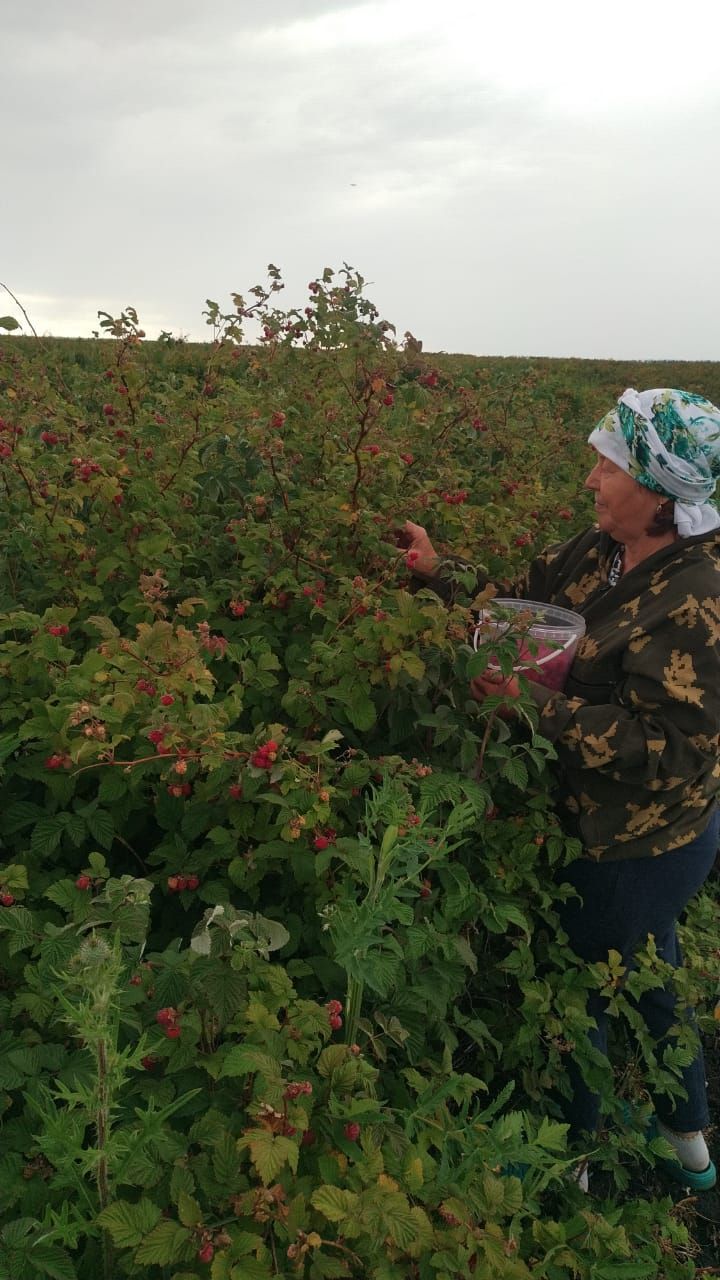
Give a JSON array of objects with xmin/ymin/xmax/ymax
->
[
  {"xmin": 129, "ymin": 975, "xmax": 142, "ymax": 986},
  {"xmin": 313, "ymin": 835, "xmax": 330, "ymax": 851},
  {"xmin": 229, "ymin": 600, "xmax": 246, "ymax": 617},
  {"xmin": 165, "ymin": 1025, "xmax": 181, "ymax": 1039},
  {"xmin": 344, "ymin": 1122, "xmax": 361, "ymax": 1141},
  {"xmin": 147, "ymin": 728, "xmax": 165, "ymax": 745},
  {"xmin": 40, "ymin": 430, "xmax": 59, "ymax": 445},
  {"xmin": 167, "ymin": 875, "xmax": 181, "ymax": 892},
  {"xmin": 141, "ymin": 1055, "xmax": 159, "ymax": 1071},
  {"xmin": 102, "ymin": 403, "xmax": 115, "ymax": 416},
  {"xmin": 197, "ymin": 1243, "xmax": 214, "ymax": 1264},
  {"xmin": 45, "ymin": 753, "xmax": 70, "ymax": 770},
  {"xmin": 155, "ymin": 1007, "xmax": 177, "ymax": 1026},
  {"xmin": 382, "ymin": 394, "xmax": 394, "ymax": 406},
  {"xmin": 185, "ymin": 874, "xmax": 200, "ymax": 891},
  {"xmin": 75, "ymin": 875, "xmax": 91, "ymax": 890},
  {"xmin": 228, "ymin": 783, "xmax": 243, "ymax": 800},
  {"xmin": 558, "ymin": 507, "xmax": 573, "ymax": 520},
  {"xmin": 420, "ymin": 879, "xmax": 431, "ymax": 899},
  {"xmin": 301, "ymin": 1128, "xmax": 317, "ymax": 1147},
  {"xmin": 159, "ymin": 694, "xmax": 174, "ymax": 706},
  {"xmin": 0, "ymin": 892, "xmax": 15, "ymax": 907},
  {"xmin": 326, "ymin": 999, "xmax": 343, "ymax": 1015},
  {"xmin": 47, "ymin": 624, "xmax": 69, "ymax": 637},
  {"xmin": 329, "ymin": 1013, "xmax": 342, "ymax": 1031},
  {"xmin": 270, "ymin": 411, "xmax": 286, "ymax": 429},
  {"xmin": 400, "ymin": 452, "xmax": 413, "ymax": 464},
  {"xmin": 364, "ymin": 444, "xmax": 381, "ymax": 456}
]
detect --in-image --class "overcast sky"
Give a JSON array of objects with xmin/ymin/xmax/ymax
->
[{"xmin": 3, "ymin": 0, "xmax": 720, "ymax": 358}]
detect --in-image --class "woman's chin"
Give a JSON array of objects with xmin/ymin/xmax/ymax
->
[{"xmin": 594, "ymin": 508, "xmax": 617, "ymax": 536}]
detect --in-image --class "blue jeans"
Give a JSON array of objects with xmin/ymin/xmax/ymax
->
[{"xmin": 557, "ymin": 808, "xmax": 719, "ymax": 1139}]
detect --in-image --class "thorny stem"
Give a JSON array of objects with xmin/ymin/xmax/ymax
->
[
  {"xmin": 0, "ymin": 280, "xmax": 39, "ymax": 337},
  {"xmin": 269, "ymin": 455, "xmax": 290, "ymax": 513},
  {"xmin": 96, "ymin": 1038, "xmax": 114, "ymax": 1280}
]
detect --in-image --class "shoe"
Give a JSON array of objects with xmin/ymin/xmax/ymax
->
[{"xmin": 646, "ymin": 1117, "xmax": 717, "ymax": 1192}]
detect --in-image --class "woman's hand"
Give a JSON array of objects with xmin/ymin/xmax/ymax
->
[
  {"xmin": 399, "ymin": 521, "xmax": 439, "ymax": 576},
  {"xmin": 470, "ymin": 670, "xmax": 522, "ymax": 716}
]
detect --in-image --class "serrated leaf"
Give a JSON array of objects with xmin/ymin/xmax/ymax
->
[
  {"xmin": 238, "ymin": 1129, "xmax": 298, "ymax": 1185},
  {"xmin": 30, "ymin": 816, "xmax": 65, "ymax": 857},
  {"xmin": 1, "ymin": 801, "xmax": 44, "ymax": 834},
  {"xmin": 27, "ymin": 1242, "xmax": 77, "ymax": 1280},
  {"xmin": 380, "ymin": 1191, "xmax": 420, "ymax": 1249},
  {"xmin": 221, "ymin": 1046, "xmax": 281, "ymax": 1079},
  {"xmin": 85, "ymin": 807, "xmax": 115, "ymax": 849},
  {"xmin": 592, "ymin": 1266, "xmax": 657, "ymax": 1280},
  {"xmin": 176, "ymin": 1188, "xmax": 202, "ymax": 1228},
  {"xmin": 97, "ymin": 1198, "xmax": 161, "ymax": 1247},
  {"xmin": 134, "ymin": 1220, "xmax": 192, "ymax": 1266},
  {"xmin": 311, "ymin": 1185, "xmax": 360, "ymax": 1223}
]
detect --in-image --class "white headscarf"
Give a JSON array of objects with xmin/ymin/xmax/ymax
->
[{"xmin": 588, "ymin": 388, "xmax": 720, "ymax": 537}]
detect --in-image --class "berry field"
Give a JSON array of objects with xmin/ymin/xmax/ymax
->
[{"xmin": 0, "ymin": 268, "xmax": 719, "ymax": 1277}]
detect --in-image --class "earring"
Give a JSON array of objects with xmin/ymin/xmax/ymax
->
[{"xmin": 656, "ymin": 502, "xmax": 666, "ymax": 514}]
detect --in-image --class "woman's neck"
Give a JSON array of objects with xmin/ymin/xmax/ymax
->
[{"xmin": 621, "ymin": 529, "xmax": 679, "ymax": 574}]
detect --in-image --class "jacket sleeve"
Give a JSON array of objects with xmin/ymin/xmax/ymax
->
[
  {"xmin": 529, "ymin": 611, "xmax": 720, "ymax": 786},
  {"xmin": 413, "ymin": 539, "xmax": 575, "ymax": 605}
]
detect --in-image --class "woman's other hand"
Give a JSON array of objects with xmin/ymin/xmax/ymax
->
[
  {"xmin": 399, "ymin": 521, "xmax": 439, "ymax": 576},
  {"xmin": 470, "ymin": 670, "xmax": 522, "ymax": 715}
]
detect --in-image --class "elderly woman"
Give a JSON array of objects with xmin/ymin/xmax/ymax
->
[{"xmin": 404, "ymin": 388, "xmax": 720, "ymax": 1191}]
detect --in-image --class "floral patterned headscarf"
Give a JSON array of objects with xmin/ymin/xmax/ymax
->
[{"xmin": 588, "ymin": 388, "xmax": 720, "ymax": 537}]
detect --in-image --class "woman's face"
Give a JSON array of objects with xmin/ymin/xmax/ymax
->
[{"xmin": 584, "ymin": 451, "xmax": 660, "ymax": 542}]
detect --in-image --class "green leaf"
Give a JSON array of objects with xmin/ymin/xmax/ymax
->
[
  {"xmin": 221, "ymin": 1046, "xmax": 281, "ymax": 1080},
  {"xmin": 134, "ymin": 1220, "xmax": 192, "ymax": 1266},
  {"xmin": 1, "ymin": 801, "xmax": 44, "ymax": 834},
  {"xmin": 97, "ymin": 1198, "xmax": 161, "ymax": 1248},
  {"xmin": 0, "ymin": 906, "xmax": 36, "ymax": 955},
  {"xmin": 176, "ymin": 1189, "xmax": 202, "ymax": 1229},
  {"xmin": 501, "ymin": 757, "xmax": 529, "ymax": 789},
  {"xmin": 28, "ymin": 1242, "xmax": 77, "ymax": 1280},
  {"xmin": 30, "ymin": 816, "xmax": 65, "ymax": 857},
  {"xmin": 238, "ymin": 1130, "xmax": 298, "ymax": 1185},
  {"xmin": 379, "ymin": 1191, "xmax": 419, "ymax": 1249},
  {"xmin": 0, "ymin": 316, "xmax": 20, "ymax": 331},
  {"xmin": 311, "ymin": 1185, "xmax": 360, "ymax": 1223},
  {"xmin": 592, "ymin": 1266, "xmax": 658, "ymax": 1280},
  {"xmin": 85, "ymin": 807, "xmax": 115, "ymax": 849}
]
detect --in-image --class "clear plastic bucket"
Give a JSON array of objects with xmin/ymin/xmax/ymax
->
[{"xmin": 472, "ymin": 598, "xmax": 586, "ymax": 692}]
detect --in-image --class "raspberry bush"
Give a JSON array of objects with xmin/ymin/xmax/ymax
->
[{"xmin": 0, "ymin": 268, "xmax": 717, "ymax": 1276}]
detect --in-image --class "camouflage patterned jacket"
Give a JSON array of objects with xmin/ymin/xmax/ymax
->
[{"xmin": 428, "ymin": 527, "xmax": 720, "ymax": 861}]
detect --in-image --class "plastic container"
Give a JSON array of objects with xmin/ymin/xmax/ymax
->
[{"xmin": 472, "ymin": 598, "xmax": 586, "ymax": 692}]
